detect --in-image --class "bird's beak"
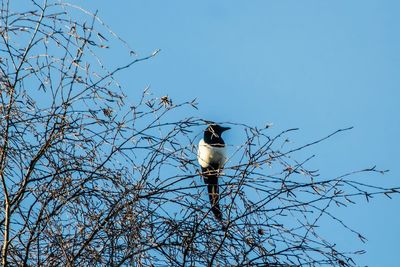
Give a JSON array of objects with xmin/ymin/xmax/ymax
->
[{"xmin": 221, "ymin": 126, "xmax": 231, "ymax": 132}]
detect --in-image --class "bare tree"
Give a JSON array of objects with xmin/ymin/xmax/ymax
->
[{"xmin": 0, "ymin": 1, "xmax": 398, "ymax": 266}]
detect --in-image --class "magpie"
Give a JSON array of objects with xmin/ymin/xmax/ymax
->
[{"xmin": 197, "ymin": 124, "xmax": 230, "ymax": 221}]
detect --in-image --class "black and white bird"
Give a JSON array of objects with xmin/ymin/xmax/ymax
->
[{"xmin": 197, "ymin": 124, "xmax": 230, "ymax": 221}]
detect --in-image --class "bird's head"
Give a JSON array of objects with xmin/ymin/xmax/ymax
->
[{"xmin": 204, "ymin": 124, "xmax": 230, "ymax": 143}]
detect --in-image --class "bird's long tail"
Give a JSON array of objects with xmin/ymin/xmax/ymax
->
[{"xmin": 202, "ymin": 168, "xmax": 222, "ymax": 221}]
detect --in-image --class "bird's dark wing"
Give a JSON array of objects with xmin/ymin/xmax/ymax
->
[{"xmin": 201, "ymin": 166, "xmax": 222, "ymax": 221}]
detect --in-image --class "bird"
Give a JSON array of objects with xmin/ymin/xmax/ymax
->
[{"xmin": 197, "ymin": 124, "xmax": 230, "ymax": 221}]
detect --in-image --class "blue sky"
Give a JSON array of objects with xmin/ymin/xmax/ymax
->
[{"xmin": 58, "ymin": 1, "xmax": 400, "ymax": 265}]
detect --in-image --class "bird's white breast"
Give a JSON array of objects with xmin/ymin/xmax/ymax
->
[{"xmin": 197, "ymin": 139, "xmax": 227, "ymax": 169}]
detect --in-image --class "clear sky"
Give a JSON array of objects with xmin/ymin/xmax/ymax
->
[{"xmin": 37, "ymin": 1, "xmax": 400, "ymax": 265}]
